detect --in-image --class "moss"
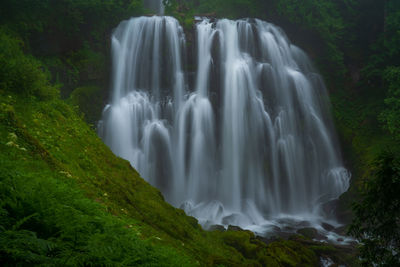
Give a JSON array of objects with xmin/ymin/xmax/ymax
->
[
  {"xmin": 211, "ymin": 230, "xmax": 323, "ymax": 266},
  {"xmin": 219, "ymin": 230, "xmax": 260, "ymax": 259},
  {"xmin": 0, "ymin": 96, "xmax": 193, "ymax": 266},
  {"xmin": 265, "ymin": 240, "xmax": 319, "ymax": 266},
  {"xmin": 296, "ymin": 228, "xmax": 318, "ymax": 240},
  {"xmin": 184, "ymin": 16, "xmax": 195, "ymax": 31}
]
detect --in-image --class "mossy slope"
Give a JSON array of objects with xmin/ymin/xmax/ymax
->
[
  {"xmin": 0, "ymin": 95, "xmax": 193, "ymax": 266},
  {"xmin": 0, "ymin": 93, "xmax": 224, "ymax": 265},
  {"xmin": 0, "ymin": 92, "xmax": 361, "ymax": 266}
]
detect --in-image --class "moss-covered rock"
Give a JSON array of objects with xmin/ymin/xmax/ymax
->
[
  {"xmin": 296, "ymin": 227, "xmax": 318, "ymax": 239},
  {"xmin": 265, "ymin": 240, "xmax": 319, "ymax": 266}
]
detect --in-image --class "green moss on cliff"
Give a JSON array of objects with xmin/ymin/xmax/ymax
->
[
  {"xmin": 3, "ymin": 88, "xmax": 339, "ymax": 266},
  {"xmin": 0, "ymin": 95, "xmax": 193, "ymax": 266}
]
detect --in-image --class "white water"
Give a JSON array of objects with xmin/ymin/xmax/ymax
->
[{"xmin": 99, "ymin": 16, "xmax": 350, "ymax": 233}]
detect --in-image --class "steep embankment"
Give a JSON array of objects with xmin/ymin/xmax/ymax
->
[{"xmin": 0, "ymin": 91, "xmax": 360, "ymax": 266}]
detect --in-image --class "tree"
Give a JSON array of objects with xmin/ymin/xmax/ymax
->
[
  {"xmin": 380, "ymin": 67, "xmax": 400, "ymax": 141},
  {"xmin": 349, "ymin": 151, "xmax": 400, "ymax": 266}
]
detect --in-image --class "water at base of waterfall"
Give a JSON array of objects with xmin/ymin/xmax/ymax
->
[{"xmin": 98, "ymin": 16, "xmax": 351, "ymax": 242}]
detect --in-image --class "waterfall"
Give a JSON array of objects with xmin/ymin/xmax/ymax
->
[{"xmin": 99, "ymin": 16, "xmax": 350, "ymax": 232}]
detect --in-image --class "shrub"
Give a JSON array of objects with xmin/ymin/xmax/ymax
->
[
  {"xmin": 349, "ymin": 151, "xmax": 400, "ymax": 266},
  {"xmin": 0, "ymin": 30, "xmax": 58, "ymax": 100}
]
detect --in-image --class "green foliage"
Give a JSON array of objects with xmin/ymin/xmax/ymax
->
[
  {"xmin": 0, "ymin": 30, "xmax": 58, "ymax": 100},
  {"xmin": 165, "ymin": 0, "xmax": 269, "ymax": 27},
  {"xmin": 215, "ymin": 230, "xmax": 359, "ymax": 266},
  {"xmin": 328, "ymin": 0, "xmax": 399, "ymax": 193},
  {"xmin": 349, "ymin": 151, "xmax": 400, "ymax": 266},
  {"xmin": 0, "ymin": 92, "xmax": 247, "ymax": 265},
  {"xmin": 361, "ymin": 0, "xmax": 400, "ymax": 84},
  {"xmin": 210, "ymin": 230, "xmax": 320, "ymax": 266},
  {"xmin": 0, "ymin": 0, "xmax": 50, "ymax": 34},
  {"xmin": 0, "ymin": 0, "xmax": 144, "ymax": 101},
  {"xmin": 345, "ymin": 7, "xmax": 400, "ymax": 264},
  {"xmin": 385, "ymin": 0, "xmax": 400, "ymax": 60},
  {"xmin": 164, "ymin": 0, "xmax": 354, "ymax": 88},
  {"xmin": 192, "ymin": 0, "xmax": 260, "ymax": 18},
  {"xmin": 40, "ymin": 43, "xmax": 105, "ymax": 98},
  {"xmin": 380, "ymin": 67, "xmax": 400, "ymax": 140},
  {"xmin": 275, "ymin": 0, "xmax": 346, "ymax": 76},
  {"xmin": 265, "ymin": 239, "xmax": 318, "ymax": 266},
  {"xmin": 0, "ymin": 98, "xmax": 192, "ymax": 266},
  {"xmin": 0, "ymin": 0, "xmax": 144, "ymax": 38}
]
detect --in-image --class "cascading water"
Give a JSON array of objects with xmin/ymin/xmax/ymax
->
[{"xmin": 99, "ymin": 15, "xmax": 350, "ymax": 235}]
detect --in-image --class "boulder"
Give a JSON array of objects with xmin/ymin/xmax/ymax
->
[
  {"xmin": 209, "ymin": 224, "xmax": 226, "ymax": 232},
  {"xmin": 297, "ymin": 227, "xmax": 318, "ymax": 239},
  {"xmin": 296, "ymin": 220, "xmax": 311, "ymax": 228},
  {"xmin": 297, "ymin": 227, "xmax": 328, "ymax": 240},
  {"xmin": 227, "ymin": 225, "xmax": 244, "ymax": 232},
  {"xmin": 321, "ymin": 222, "xmax": 335, "ymax": 232},
  {"xmin": 333, "ymin": 225, "xmax": 348, "ymax": 236}
]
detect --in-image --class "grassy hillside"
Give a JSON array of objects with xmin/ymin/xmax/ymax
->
[
  {"xmin": 0, "ymin": 94, "xmax": 192, "ymax": 265},
  {"xmin": 0, "ymin": 91, "xmax": 360, "ymax": 266}
]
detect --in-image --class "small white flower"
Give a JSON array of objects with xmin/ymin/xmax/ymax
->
[
  {"xmin": 8, "ymin": 133, "xmax": 17, "ymax": 141},
  {"xmin": 6, "ymin": 141, "xmax": 14, "ymax": 147}
]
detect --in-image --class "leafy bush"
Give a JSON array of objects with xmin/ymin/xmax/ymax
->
[
  {"xmin": 275, "ymin": 0, "xmax": 346, "ymax": 76},
  {"xmin": 0, "ymin": 30, "xmax": 58, "ymax": 100},
  {"xmin": 0, "ymin": 0, "xmax": 144, "ymax": 38},
  {"xmin": 0, "ymin": 0, "xmax": 144, "ymax": 100},
  {"xmin": 349, "ymin": 151, "xmax": 400, "ymax": 266},
  {"xmin": 380, "ymin": 67, "xmax": 400, "ymax": 140}
]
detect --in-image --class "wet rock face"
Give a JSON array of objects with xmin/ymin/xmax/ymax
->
[
  {"xmin": 271, "ymin": 231, "xmax": 295, "ymax": 240},
  {"xmin": 322, "ymin": 198, "xmax": 353, "ymax": 224},
  {"xmin": 295, "ymin": 220, "xmax": 312, "ymax": 228},
  {"xmin": 321, "ymin": 222, "xmax": 335, "ymax": 232},
  {"xmin": 227, "ymin": 225, "xmax": 244, "ymax": 232},
  {"xmin": 208, "ymin": 224, "xmax": 226, "ymax": 231},
  {"xmin": 333, "ymin": 225, "xmax": 348, "ymax": 236}
]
